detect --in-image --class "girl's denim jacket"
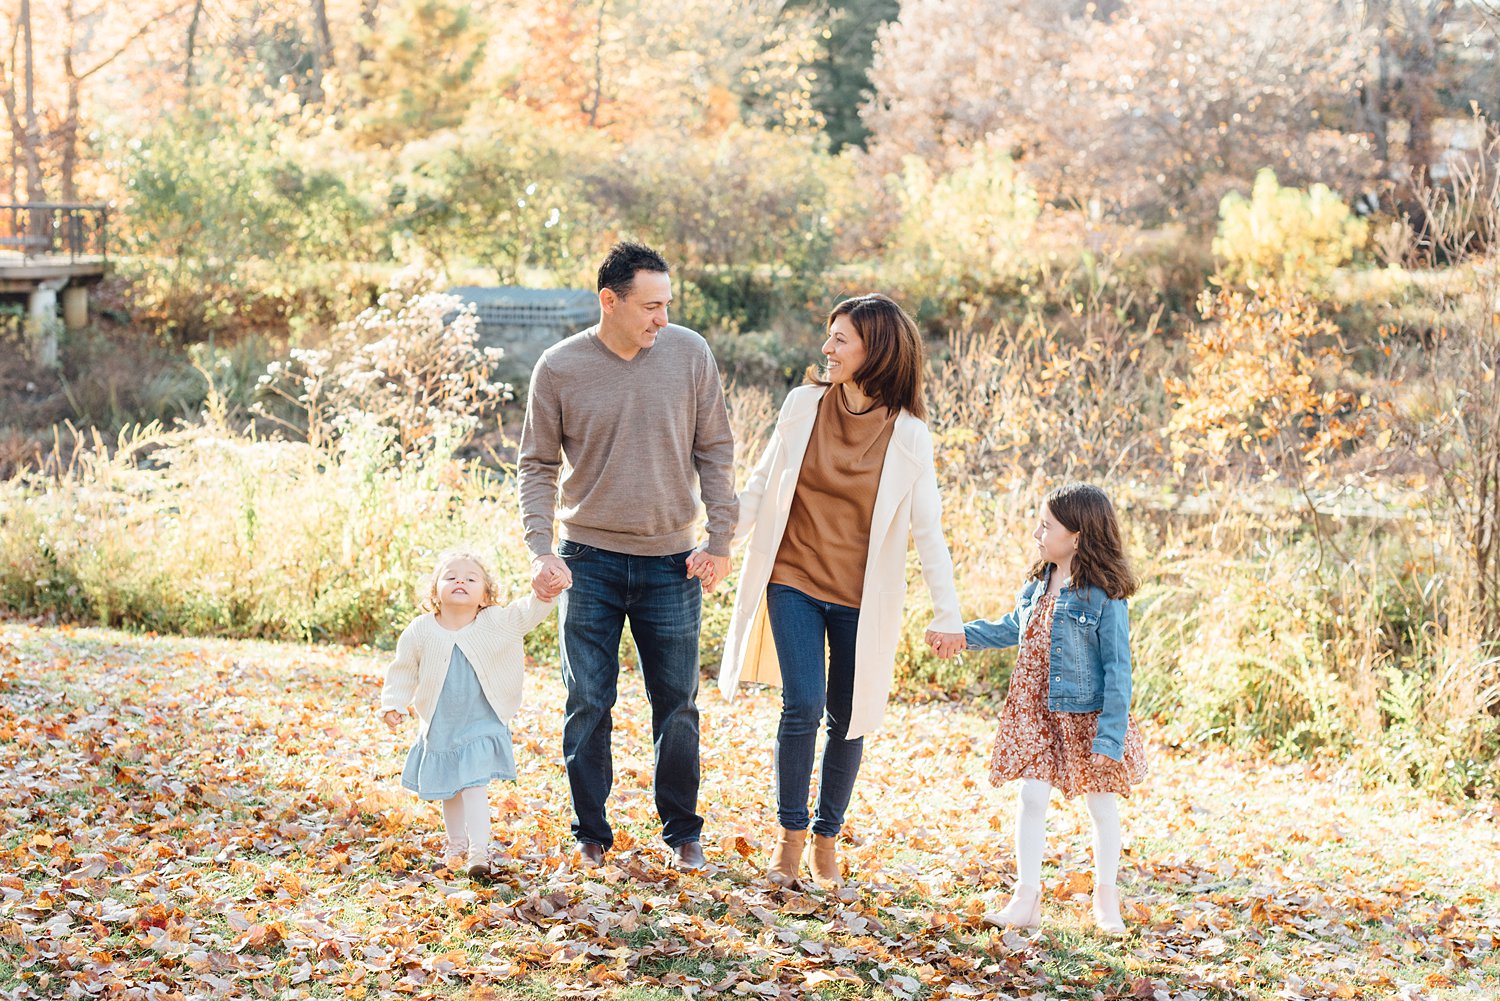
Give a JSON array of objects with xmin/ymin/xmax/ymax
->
[{"xmin": 963, "ymin": 571, "xmax": 1132, "ymax": 760}]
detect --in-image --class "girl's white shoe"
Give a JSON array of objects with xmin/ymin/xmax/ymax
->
[
  {"xmin": 1092, "ymin": 883, "xmax": 1127, "ymax": 935},
  {"xmin": 984, "ymin": 884, "xmax": 1042, "ymax": 929}
]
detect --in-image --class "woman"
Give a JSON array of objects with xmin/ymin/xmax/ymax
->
[{"xmin": 719, "ymin": 293, "xmax": 966, "ymax": 888}]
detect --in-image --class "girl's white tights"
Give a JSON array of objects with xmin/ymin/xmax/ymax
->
[
  {"xmin": 440, "ymin": 786, "xmax": 491, "ymax": 860},
  {"xmin": 1015, "ymin": 779, "xmax": 1121, "ymax": 888}
]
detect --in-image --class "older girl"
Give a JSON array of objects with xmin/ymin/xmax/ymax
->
[{"xmin": 958, "ymin": 483, "xmax": 1148, "ymax": 934}]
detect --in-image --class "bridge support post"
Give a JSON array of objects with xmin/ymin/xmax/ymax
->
[
  {"xmin": 62, "ymin": 283, "xmax": 89, "ymax": 330},
  {"xmin": 27, "ymin": 277, "xmax": 65, "ymax": 369}
]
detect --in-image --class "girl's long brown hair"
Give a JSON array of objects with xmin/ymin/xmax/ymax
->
[
  {"xmin": 1027, "ymin": 483, "xmax": 1139, "ymax": 600},
  {"xmin": 805, "ymin": 293, "xmax": 927, "ymax": 420}
]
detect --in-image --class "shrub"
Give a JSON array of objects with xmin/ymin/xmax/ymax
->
[
  {"xmin": 884, "ymin": 142, "xmax": 1041, "ymax": 309},
  {"xmin": 392, "ymin": 113, "xmax": 603, "ymax": 285},
  {"xmin": 924, "ymin": 290, "xmax": 1169, "ymax": 490},
  {"xmin": 1213, "ymin": 168, "xmax": 1369, "ymax": 290},
  {"xmin": 1165, "ymin": 284, "xmax": 1377, "ymax": 483},
  {"xmin": 586, "ymin": 126, "xmax": 843, "ymax": 331},
  {"xmin": 116, "ymin": 106, "xmax": 385, "ymax": 342},
  {"xmin": 253, "ymin": 277, "xmax": 512, "ymax": 456},
  {"xmin": 1385, "ymin": 150, "xmax": 1500, "ymax": 632}
]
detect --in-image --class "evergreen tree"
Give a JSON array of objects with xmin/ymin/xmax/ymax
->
[{"xmin": 798, "ymin": 0, "xmax": 899, "ymax": 150}]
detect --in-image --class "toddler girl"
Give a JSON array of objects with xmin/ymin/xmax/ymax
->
[{"xmin": 381, "ymin": 549, "xmax": 555, "ymax": 878}]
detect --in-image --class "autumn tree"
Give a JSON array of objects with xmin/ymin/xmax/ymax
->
[
  {"xmin": 0, "ymin": 0, "xmax": 194, "ymax": 202},
  {"xmin": 865, "ymin": 0, "xmax": 1371, "ymax": 220},
  {"xmin": 507, "ymin": 0, "xmax": 823, "ymax": 137},
  {"xmin": 345, "ymin": 0, "xmax": 489, "ymax": 145},
  {"xmin": 862, "ymin": 0, "xmax": 1047, "ymax": 173},
  {"xmin": 0, "ymin": 0, "xmax": 46, "ymax": 202},
  {"xmin": 1352, "ymin": 0, "xmax": 1500, "ymax": 182}
]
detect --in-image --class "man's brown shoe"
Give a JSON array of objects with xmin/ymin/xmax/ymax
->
[
  {"xmin": 578, "ymin": 842, "xmax": 605, "ymax": 868},
  {"xmin": 670, "ymin": 840, "xmax": 706, "ymax": 871}
]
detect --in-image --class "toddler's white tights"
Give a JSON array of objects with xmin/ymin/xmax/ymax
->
[
  {"xmin": 440, "ymin": 786, "xmax": 491, "ymax": 861},
  {"xmin": 1015, "ymin": 779, "xmax": 1121, "ymax": 889}
]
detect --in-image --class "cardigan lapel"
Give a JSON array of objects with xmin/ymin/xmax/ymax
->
[
  {"xmin": 865, "ymin": 413, "xmax": 923, "ymax": 547},
  {"xmin": 771, "ymin": 387, "xmax": 825, "ymax": 513}
]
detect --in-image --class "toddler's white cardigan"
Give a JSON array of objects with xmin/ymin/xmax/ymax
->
[{"xmin": 380, "ymin": 594, "xmax": 554, "ymax": 736}]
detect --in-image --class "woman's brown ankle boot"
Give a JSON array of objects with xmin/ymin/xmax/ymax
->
[
  {"xmin": 766, "ymin": 828, "xmax": 807, "ymax": 886},
  {"xmin": 809, "ymin": 834, "xmax": 842, "ymax": 886}
]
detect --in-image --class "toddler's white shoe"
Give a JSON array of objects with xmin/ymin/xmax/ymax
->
[{"xmin": 466, "ymin": 843, "xmax": 492, "ymax": 881}]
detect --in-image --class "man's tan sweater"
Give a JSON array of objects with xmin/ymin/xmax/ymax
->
[{"xmin": 517, "ymin": 324, "xmax": 738, "ymax": 558}]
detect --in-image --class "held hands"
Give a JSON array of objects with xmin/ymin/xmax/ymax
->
[
  {"xmin": 926, "ymin": 629, "xmax": 967, "ymax": 659},
  {"xmin": 531, "ymin": 553, "xmax": 573, "ymax": 601},
  {"xmin": 685, "ymin": 548, "xmax": 731, "ymax": 593},
  {"xmin": 382, "ymin": 708, "xmax": 405, "ymax": 732}
]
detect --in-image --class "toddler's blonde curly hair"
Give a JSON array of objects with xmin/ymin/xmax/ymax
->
[{"xmin": 422, "ymin": 549, "xmax": 502, "ymax": 613}]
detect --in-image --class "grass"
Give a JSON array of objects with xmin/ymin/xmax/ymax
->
[{"xmin": 1, "ymin": 622, "xmax": 1497, "ymax": 999}]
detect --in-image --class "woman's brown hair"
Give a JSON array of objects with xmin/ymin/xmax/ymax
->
[
  {"xmin": 805, "ymin": 293, "xmax": 927, "ymax": 420},
  {"xmin": 1027, "ymin": 483, "xmax": 1139, "ymax": 600}
]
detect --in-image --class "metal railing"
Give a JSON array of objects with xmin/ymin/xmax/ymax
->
[{"xmin": 0, "ymin": 203, "xmax": 108, "ymax": 262}]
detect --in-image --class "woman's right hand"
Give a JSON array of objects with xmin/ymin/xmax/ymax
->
[{"xmin": 382, "ymin": 709, "xmax": 405, "ymax": 732}]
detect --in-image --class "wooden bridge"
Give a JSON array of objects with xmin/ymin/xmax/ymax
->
[{"xmin": 0, "ymin": 203, "xmax": 108, "ymax": 367}]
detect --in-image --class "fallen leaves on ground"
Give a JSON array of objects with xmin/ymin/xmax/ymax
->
[{"xmin": 0, "ymin": 624, "xmax": 1497, "ymax": 1000}]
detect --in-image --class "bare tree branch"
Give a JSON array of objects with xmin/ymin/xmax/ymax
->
[{"xmin": 77, "ymin": 1, "xmax": 195, "ymax": 82}]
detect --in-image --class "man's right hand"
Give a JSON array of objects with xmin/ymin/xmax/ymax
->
[{"xmin": 531, "ymin": 553, "xmax": 573, "ymax": 600}]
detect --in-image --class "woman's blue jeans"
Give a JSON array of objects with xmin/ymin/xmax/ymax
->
[{"xmin": 765, "ymin": 582, "xmax": 863, "ymax": 838}]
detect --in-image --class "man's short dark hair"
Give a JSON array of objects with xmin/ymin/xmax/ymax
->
[{"xmin": 597, "ymin": 241, "xmax": 670, "ymax": 299}]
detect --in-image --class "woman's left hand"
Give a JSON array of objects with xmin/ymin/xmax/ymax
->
[
  {"xmin": 925, "ymin": 630, "xmax": 966, "ymax": 659},
  {"xmin": 1091, "ymin": 752, "xmax": 1117, "ymax": 769}
]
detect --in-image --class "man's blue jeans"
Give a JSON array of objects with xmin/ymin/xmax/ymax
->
[
  {"xmin": 765, "ymin": 582, "xmax": 863, "ymax": 838},
  {"xmin": 556, "ymin": 540, "xmax": 703, "ymax": 849}
]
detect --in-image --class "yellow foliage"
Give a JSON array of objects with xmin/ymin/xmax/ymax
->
[
  {"xmin": 1213, "ymin": 169, "xmax": 1369, "ymax": 289},
  {"xmin": 890, "ymin": 142, "xmax": 1041, "ymax": 294},
  {"xmin": 1167, "ymin": 284, "xmax": 1375, "ymax": 476}
]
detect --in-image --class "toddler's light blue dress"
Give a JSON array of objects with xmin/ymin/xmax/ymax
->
[{"xmin": 401, "ymin": 646, "xmax": 516, "ymax": 800}]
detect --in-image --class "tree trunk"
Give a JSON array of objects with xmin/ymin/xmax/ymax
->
[
  {"xmin": 586, "ymin": 0, "xmax": 607, "ymax": 127},
  {"xmin": 4, "ymin": 21, "xmax": 20, "ymax": 201},
  {"xmin": 184, "ymin": 0, "xmax": 204, "ymax": 102},
  {"xmin": 310, "ymin": 0, "xmax": 335, "ymax": 101},
  {"xmin": 1395, "ymin": 0, "xmax": 1456, "ymax": 184},
  {"xmin": 356, "ymin": 0, "xmax": 379, "ymax": 67},
  {"xmin": 1356, "ymin": 0, "xmax": 1392, "ymax": 172},
  {"xmin": 20, "ymin": 0, "xmax": 45, "ymax": 204},
  {"xmin": 61, "ymin": 0, "xmax": 80, "ymax": 202}
]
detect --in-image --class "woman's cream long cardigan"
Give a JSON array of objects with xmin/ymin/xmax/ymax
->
[
  {"xmin": 718, "ymin": 385, "xmax": 962, "ymax": 739},
  {"xmin": 381, "ymin": 594, "xmax": 554, "ymax": 737}
]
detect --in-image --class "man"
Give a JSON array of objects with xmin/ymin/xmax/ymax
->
[{"xmin": 518, "ymin": 241, "xmax": 736, "ymax": 871}]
